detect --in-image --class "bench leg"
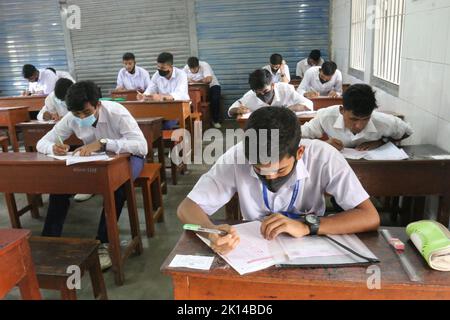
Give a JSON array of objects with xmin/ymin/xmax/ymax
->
[
  {"xmin": 142, "ymin": 181, "xmax": 155, "ymax": 238},
  {"xmin": 152, "ymin": 176, "xmax": 164, "ymax": 223},
  {"xmin": 88, "ymin": 253, "xmax": 108, "ymax": 300}
]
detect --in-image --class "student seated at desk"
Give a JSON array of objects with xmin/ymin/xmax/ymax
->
[
  {"xmin": 22, "ymin": 64, "xmax": 58, "ymax": 96},
  {"xmin": 116, "ymin": 52, "xmax": 151, "ymax": 92},
  {"xmin": 37, "ymin": 78, "xmax": 73, "ymax": 121},
  {"xmin": 262, "ymin": 53, "xmax": 290, "ymax": 84},
  {"xmin": 296, "ymin": 49, "xmax": 324, "ymax": 79},
  {"xmin": 228, "ymin": 69, "xmax": 313, "ymax": 117},
  {"xmin": 297, "ymin": 61, "xmax": 343, "ymax": 98},
  {"xmin": 46, "ymin": 67, "xmax": 76, "ymax": 82},
  {"xmin": 177, "ymin": 107, "xmax": 380, "ymax": 254},
  {"xmin": 302, "ymin": 84, "xmax": 413, "ymax": 151},
  {"xmin": 36, "ymin": 81, "xmax": 147, "ymax": 270},
  {"xmin": 184, "ymin": 57, "xmax": 222, "ymax": 129}
]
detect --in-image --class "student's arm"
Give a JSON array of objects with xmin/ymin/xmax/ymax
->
[
  {"xmin": 288, "ymin": 85, "xmax": 313, "ymax": 111},
  {"xmin": 228, "ymin": 92, "xmax": 251, "ymax": 116},
  {"xmin": 300, "ymin": 114, "xmax": 326, "ymax": 139},
  {"xmin": 280, "ymin": 64, "xmax": 291, "ymax": 83},
  {"xmin": 36, "ymin": 106, "xmax": 48, "ymax": 121},
  {"xmin": 43, "ymin": 70, "xmax": 58, "ymax": 95},
  {"xmin": 142, "ymin": 70, "xmax": 151, "ymax": 92},
  {"xmin": 297, "ymin": 73, "xmax": 310, "ymax": 96},
  {"xmin": 296, "ymin": 61, "xmax": 303, "ymax": 78},
  {"xmin": 36, "ymin": 115, "xmax": 73, "ymax": 155},
  {"xmin": 116, "ymin": 69, "xmax": 125, "ymax": 90},
  {"xmin": 332, "ymin": 71, "xmax": 343, "ymax": 96},
  {"xmin": 166, "ymin": 72, "xmax": 189, "ymax": 101},
  {"xmin": 201, "ymin": 63, "xmax": 214, "ymax": 84}
]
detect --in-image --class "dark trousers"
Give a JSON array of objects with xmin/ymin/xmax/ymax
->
[
  {"xmin": 41, "ymin": 156, "xmax": 145, "ymax": 243},
  {"xmin": 209, "ymin": 85, "xmax": 221, "ymax": 123}
]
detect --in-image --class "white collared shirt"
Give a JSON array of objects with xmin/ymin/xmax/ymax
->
[
  {"xmin": 188, "ymin": 139, "xmax": 369, "ymax": 220},
  {"xmin": 28, "ymin": 69, "xmax": 58, "ymax": 95},
  {"xmin": 36, "ymin": 100, "xmax": 148, "ymax": 157},
  {"xmin": 228, "ymin": 82, "xmax": 313, "ymax": 116},
  {"xmin": 55, "ymin": 70, "xmax": 76, "ymax": 82},
  {"xmin": 262, "ymin": 64, "xmax": 291, "ymax": 83},
  {"xmin": 144, "ymin": 67, "xmax": 189, "ymax": 100},
  {"xmin": 116, "ymin": 65, "xmax": 151, "ymax": 91},
  {"xmin": 296, "ymin": 58, "xmax": 324, "ymax": 78},
  {"xmin": 36, "ymin": 92, "xmax": 69, "ymax": 121},
  {"xmin": 301, "ymin": 105, "xmax": 414, "ymax": 147},
  {"xmin": 297, "ymin": 66, "xmax": 343, "ymax": 97},
  {"xmin": 183, "ymin": 61, "xmax": 220, "ymax": 88}
]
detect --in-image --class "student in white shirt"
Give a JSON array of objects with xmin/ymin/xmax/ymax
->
[
  {"xmin": 116, "ymin": 52, "xmax": 151, "ymax": 92},
  {"xmin": 228, "ymin": 69, "xmax": 313, "ymax": 117},
  {"xmin": 184, "ymin": 57, "xmax": 222, "ymax": 129},
  {"xmin": 302, "ymin": 84, "xmax": 413, "ymax": 151},
  {"xmin": 177, "ymin": 107, "xmax": 380, "ymax": 254},
  {"xmin": 36, "ymin": 81, "xmax": 147, "ymax": 270},
  {"xmin": 296, "ymin": 49, "xmax": 324, "ymax": 79},
  {"xmin": 262, "ymin": 53, "xmax": 291, "ymax": 84},
  {"xmin": 37, "ymin": 78, "xmax": 73, "ymax": 121},
  {"xmin": 22, "ymin": 64, "xmax": 58, "ymax": 96},
  {"xmin": 46, "ymin": 68, "xmax": 76, "ymax": 83},
  {"xmin": 297, "ymin": 62, "xmax": 343, "ymax": 98}
]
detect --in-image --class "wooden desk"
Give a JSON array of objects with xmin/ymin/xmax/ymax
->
[
  {"xmin": 189, "ymin": 83, "xmax": 210, "ymax": 102},
  {"xmin": 0, "ymin": 229, "xmax": 41, "ymax": 300},
  {"xmin": 0, "ymin": 95, "xmax": 46, "ymax": 112},
  {"xmin": 161, "ymin": 226, "xmax": 450, "ymax": 300},
  {"xmin": 349, "ymin": 144, "xmax": 450, "ymax": 226},
  {"xmin": 110, "ymin": 90, "xmax": 138, "ymax": 101},
  {"xmin": 0, "ymin": 153, "xmax": 142, "ymax": 286},
  {"xmin": 310, "ymin": 97, "xmax": 343, "ymax": 110},
  {"xmin": 0, "ymin": 106, "xmax": 30, "ymax": 151}
]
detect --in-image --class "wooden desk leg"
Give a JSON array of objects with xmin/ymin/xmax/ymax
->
[
  {"xmin": 7, "ymin": 124, "xmax": 19, "ymax": 152},
  {"xmin": 4, "ymin": 193, "xmax": 21, "ymax": 228},
  {"xmin": 157, "ymin": 137, "xmax": 167, "ymax": 194},
  {"xmin": 172, "ymin": 275, "xmax": 190, "ymax": 300},
  {"xmin": 124, "ymin": 177, "xmax": 143, "ymax": 255},
  {"xmin": 26, "ymin": 194, "xmax": 41, "ymax": 218},
  {"xmin": 17, "ymin": 241, "xmax": 42, "ymax": 300},
  {"xmin": 438, "ymin": 193, "xmax": 450, "ymax": 227},
  {"xmin": 87, "ymin": 252, "xmax": 108, "ymax": 300}
]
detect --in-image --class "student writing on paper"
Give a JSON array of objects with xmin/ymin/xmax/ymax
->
[
  {"xmin": 262, "ymin": 53, "xmax": 291, "ymax": 84},
  {"xmin": 297, "ymin": 61, "xmax": 342, "ymax": 98},
  {"xmin": 21, "ymin": 64, "xmax": 58, "ymax": 96},
  {"xmin": 177, "ymin": 107, "xmax": 380, "ymax": 255},
  {"xmin": 36, "ymin": 78, "xmax": 73, "ymax": 121},
  {"xmin": 116, "ymin": 52, "xmax": 151, "ymax": 92},
  {"xmin": 36, "ymin": 81, "xmax": 147, "ymax": 270},
  {"xmin": 301, "ymin": 84, "xmax": 413, "ymax": 151},
  {"xmin": 228, "ymin": 69, "xmax": 313, "ymax": 117},
  {"xmin": 296, "ymin": 49, "xmax": 324, "ymax": 79}
]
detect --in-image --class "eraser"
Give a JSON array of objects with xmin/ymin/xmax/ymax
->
[{"xmin": 389, "ymin": 238, "xmax": 405, "ymax": 250}]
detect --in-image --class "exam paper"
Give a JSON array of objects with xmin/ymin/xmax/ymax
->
[
  {"xmin": 47, "ymin": 152, "xmax": 111, "ymax": 166},
  {"xmin": 169, "ymin": 254, "xmax": 214, "ymax": 270},
  {"xmin": 341, "ymin": 142, "xmax": 409, "ymax": 160}
]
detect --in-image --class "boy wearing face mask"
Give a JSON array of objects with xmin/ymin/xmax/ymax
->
[
  {"xmin": 262, "ymin": 53, "xmax": 291, "ymax": 84},
  {"xmin": 228, "ymin": 69, "xmax": 313, "ymax": 117},
  {"xmin": 37, "ymin": 78, "xmax": 74, "ymax": 121},
  {"xmin": 36, "ymin": 81, "xmax": 147, "ymax": 270},
  {"xmin": 297, "ymin": 61, "xmax": 343, "ymax": 99},
  {"xmin": 177, "ymin": 107, "xmax": 380, "ymax": 255},
  {"xmin": 116, "ymin": 52, "xmax": 151, "ymax": 92}
]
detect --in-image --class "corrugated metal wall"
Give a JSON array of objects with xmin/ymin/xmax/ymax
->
[
  {"xmin": 66, "ymin": 0, "xmax": 192, "ymax": 95},
  {"xmin": 0, "ymin": 0, "xmax": 69, "ymax": 96},
  {"xmin": 195, "ymin": 0, "xmax": 330, "ymax": 109}
]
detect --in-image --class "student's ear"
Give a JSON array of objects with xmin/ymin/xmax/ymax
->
[{"xmin": 296, "ymin": 145, "xmax": 305, "ymax": 161}]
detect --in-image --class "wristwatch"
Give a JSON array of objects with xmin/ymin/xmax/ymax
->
[
  {"xmin": 99, "ymin": 138, "xmax": 107, "ymax": 152},
  {"xmin": 304, "ymin": 214, "xmax": 320, "ymax": 236}
]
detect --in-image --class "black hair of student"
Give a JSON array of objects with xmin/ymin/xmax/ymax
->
[
  {"xmin": 309, "ymin": 50, "xmax": 321, "ymax": 61},
  {"xmin": 248, "ymin": 69, "xmax": 272, "ymax": 91},
  {"xmin": 244, "ymin": 107, "xmax": 301, "ymax": 163},
  {"xmin": 270, "ymin": 53, "xmax": 283, "ymax": 65},
  {"xmin": 46, "ymin": 67, "xmax": 56, "ymax": 74},
  {"xmin": 157, "ymin": 52, "xmax": 173, "ymax": 65},
  {"xmin": 66, "ymin": 81, "xmax": 101, "ymax": 112},
  {"xmin": 22, "ymin": 64, "xmax": 37, "ymax": 79},
  {"xmin": 187, "ymin": 56, "xmax": 200, "ymax": 68},
  {"xmin": 343, "ymin": 84, "xmax": 378, "ymax": 117},
  {"xmin": 54, "ymin": 78, "xmax": 74, "ymax": 101},
  {"xmin": 122, "ymin": 52, "xmax": 135, "ymax": 61},
  {"xmin": 321, "ymin": 61, "xmax": 338, "ymax": 76}
]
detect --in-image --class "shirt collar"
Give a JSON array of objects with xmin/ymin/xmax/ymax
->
[{"xmin": 97, "ymin": 103, "xmax": 106, "ymax": 123}]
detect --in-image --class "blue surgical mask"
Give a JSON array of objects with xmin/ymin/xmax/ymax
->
[{"xmin": 74, "ymin": 113, "xmax": 97, "ymax": 127}]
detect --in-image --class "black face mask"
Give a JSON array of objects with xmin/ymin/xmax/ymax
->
[
  {"xmin": 256, "ymin": 160, "xmax": 297, "ymax": 193},
  {"xmin": 271, "ymin": 68, "xmax": 279, "ymax": 74},
  {"xmin": 158, "ymin": 69, "xmax": 170, "ymax": 77},
  {"xmin": 257, "ymin": 89, "xmax": 275, "ymax": 104},
  {"xmin": 319, "ymin": 76, "xmax": 329, "ymax": 84}
]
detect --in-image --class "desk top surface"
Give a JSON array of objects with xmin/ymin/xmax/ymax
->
[
  {"xmin": 0, "ymin": 106, "xmax": 30, "ymax": 112},
  {"xmin": 0, "ymin": 229, "xmax": 31, "ymax": 253},
  {"xmin": 0, "ymin": 95, "xmax": 46, "ymax": 100},
  {"xmin": 16, "ymin": 117, "xmax": 164, "ymax": 128},
  {"xmin": 0, "ymin": 152, "xmax": 127, "ymax": 166},
  {"xmin": 122, "ymin": 100, "xmax": 190, "ymax": 105}
]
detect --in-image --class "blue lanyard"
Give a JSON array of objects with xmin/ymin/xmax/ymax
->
[{"xmin": 263, "ymin": 180, "xmax": 301, "ymax": 220}]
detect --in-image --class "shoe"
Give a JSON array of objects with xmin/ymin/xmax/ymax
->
[
  {"xmin": 213, "ymin": 122, "xmax": 222, "ymax": 129},
  {"xmin": 98, "ymin": 243, "xmax": 112, "ymax": 271},
  {"xmin": 74, "ymin": 194, "xmax": 94, "ymax": 202}
]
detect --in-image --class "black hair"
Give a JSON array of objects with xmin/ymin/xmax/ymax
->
[
  {"xmin": 66, "ymin": 81, "xmax": 101, "ymax": 112},
  {"xmin": 157, "ymin": 52, "xmax": 173, "ymax": 65},
  {"xmin": 22, "ymin": 64, "xmax": 37, "ymax": 79},
  {"xmin": 270, "ymin": 53, "xmax": 283, "ymax": 65},
  {"xmin": 122, "ymin": 52, "xmax": 135, "ymax": 61},
  {"xmin": 54, "ymin": 78, "xmax": 74, "ymax": 101},
  {"xmin": 309, "ymin": 50, "xmax": 321, "ymax": 62},
  {"xmin": 244, "ymin": 107, "xmax": 301, "ymax": 163},
  {"xmin": 321, "ymin": 61, "xmax": 338, "ymax": 76},
  {"xmin": 342, "ymin": 84, "xmax": 378, "ymax": 117},
  {"xmin": 187, "ymin": 56, "xmax": 200, "ymax": 68},
  {"xmin": 248, "ymin": 69, "xmax": 272, "ymax": 91}
]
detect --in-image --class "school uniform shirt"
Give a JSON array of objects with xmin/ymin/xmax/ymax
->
[
  {"xmin": 116, "ymin": 65, "xmax": 151, "ymax": 91},
  {"xmin": 228, "ymin": 82, "xmax": 313, "ymax": 116},
  {"xmin": 301, "ymin": 105, "xmax": 414, "ymax": 147},
  {"xmin": 262, "ymin": 64, "xmax": 291, "ymax": 83},
  {"xmin": 183, "ymin": 61, "xmax": 220, "ymax": 88},
  {"xmin": 297, "ymin": 66, "xmax": 343, "ymax": 97},
  {"xmin": 36, "ymin": 92, "xmax": 69, "ymax": 121},
  {"xmin": 296, "ymin": 58, "xmax": 325, "ymax": 78},
  {"xmin": 187, "ymin": 139, "xmax": 369, "ymax": 220},
  {"xmin": 36, "ymin": 100, "xmax": 148, "ymax": 157},
  {"xmin": 144, "ymin": 67, "xmax": 190, "ymax": 100},
  {"xmin": 55, "ymin": 70, "xmax": 76, "ymax": 82},
  {"xmin": 28, "ymin": 69, "xmax": 58, "ymax": 95}
]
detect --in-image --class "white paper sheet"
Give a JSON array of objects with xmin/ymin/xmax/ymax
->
[
  {"xmin": 47, "ymin": 152, "xmax": 111, "ymax": 166},
  {"xmin": 341, "ymin": 142, "xmax": 409, "ymax": 160},
  {"xmin": 169, "ymin": 254, "xmax": 214, "ymax": 270}
]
